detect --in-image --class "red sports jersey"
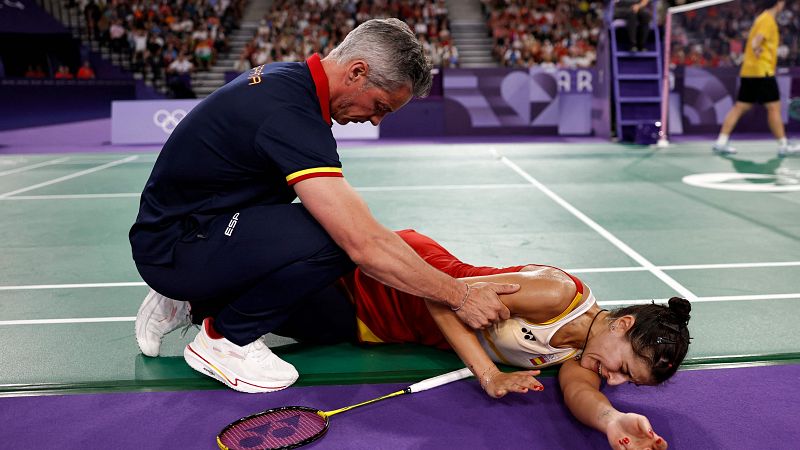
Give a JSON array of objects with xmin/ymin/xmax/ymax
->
[{"xmin": 338, "ymin": 230, "xmax": 526, "ymax": 349}]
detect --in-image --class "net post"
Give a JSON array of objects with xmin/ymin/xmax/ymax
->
[{"xmin": 657, "ymin": 10, "xmax": 673, "ymax": 148}]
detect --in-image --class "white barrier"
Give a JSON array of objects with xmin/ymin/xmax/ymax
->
[{"xmin": 111, "ymin": 99, "xmax": 379, "ymax": 145}]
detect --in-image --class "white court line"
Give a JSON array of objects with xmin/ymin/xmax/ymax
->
[
  {"xmin": 0, "ymin": 155, "xmax": 138, "ymax": 198},
  {"xmin": 500, "ymin": 155, "xmax": 698, "ymax": 301},
  {"xmin": 0, "ymin": 282, "xmax": 147, "ymax": 291},
  {"xmin": 2, "ymin": 293, "xmax": 798, "ymax": 326},
  {"xmin": 0, "ymin": 317, "xmax": 135, "ymax": 326},
  {"xmin": 0, "ymin": 157, "xmax": 70, "ymax": 177},
  {"xmin": 0, "ymin": 193, "xmax": 141, "ymax": 200},
  {"xmin": 569, "ymin": 260, "xmax": 800, "ymax": 273}
]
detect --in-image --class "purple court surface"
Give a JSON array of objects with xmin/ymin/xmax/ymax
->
[{"xmin": 1, "ymin": 364, "xmax": 798, "ymax": 449}]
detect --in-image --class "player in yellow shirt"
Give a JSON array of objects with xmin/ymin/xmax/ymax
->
[{"xmin": 713, "ymin": 0, "xmax": 800, "ymax": 157}]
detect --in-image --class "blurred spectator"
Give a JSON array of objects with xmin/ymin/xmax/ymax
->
[
  {"xmin": 167, "ymin": 52, "xmax": 195, "ymax": 98},
  {"xmin": 614, "ymin": 0, "xmax": 652, "ymax": 51},
  {"xmin": 84, "ymin": 0, "xmax": 102, "ymax": 41},
  {"xmin": 24, "ymin": 65, "xmax": 47, "ymax": 78},
  {"xmin": 109, "ymin": 18, "xmax": 128, "ymax": 53},
  {"xmin": 54, "ymin": 65, "xmax": 74, "ymax": 79},
  {"xmin": 76, "ymin": 60, "xmax": 97, "ymax": 79}
]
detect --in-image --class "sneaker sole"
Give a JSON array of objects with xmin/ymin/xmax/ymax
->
[{"xmin": 184, "ymin": 343, "xmax": 296, "ymax": 394}]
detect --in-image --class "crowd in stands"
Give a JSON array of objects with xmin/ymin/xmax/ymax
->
[
  {"xmin": 72, "ymin": 0, "xmax": 246, "ymax": 97},
  {"xmin": 482, "ymin": 0, "xmax": 604, "ymax": 68},
  {"xmin": 668, "ymin": 0, "xmax": 800, "ymax": 68},
  {"xmin": 234, "ymin": 0, "xmax": 459, "ymax": 72}
]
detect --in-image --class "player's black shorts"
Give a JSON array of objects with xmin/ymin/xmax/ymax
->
[{"xmin": 737, "ymin": 76, "xmax": 780, "ymax": 104}]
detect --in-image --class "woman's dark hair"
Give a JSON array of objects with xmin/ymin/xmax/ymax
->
[{"xmin": 609, "ymin": 297, "xmax": 692, "ymax": 384}]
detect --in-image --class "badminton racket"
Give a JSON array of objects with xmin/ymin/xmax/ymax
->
[{"xmin": 216, "ymin": 367, "xmax": 473, "ymax": 450}]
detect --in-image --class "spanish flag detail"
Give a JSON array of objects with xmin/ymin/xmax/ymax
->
[
  {"xmin": 285, "ymin": 167, "xmax": 343, "ymax": 186},
  {"xmin": 529, "ymin": 351, "xmax": 576, "ymax": 368},
  {"xmin": 530, "ymin": 356, "xmax": 546, "ymax": 366}
]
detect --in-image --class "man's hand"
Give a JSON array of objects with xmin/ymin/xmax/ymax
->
[
  {"xmin": 453, "ymin": 282, "xmax": 517, "ymax": 328},
  {"xmin": 482, "ymin": 369, "xmax": 543, "ymax": 398},
  {"xmin": 606, "ymin": 413, "xmax": 667, "ymax": 450}
]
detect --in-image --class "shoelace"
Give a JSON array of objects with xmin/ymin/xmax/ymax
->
[
  {"xmin": 245, "ymin": 339, "xmax": 275, "ymax": 364},
  {"xmin": 179, "ymin": 322, "xmax": 199, "ymax": 338}
]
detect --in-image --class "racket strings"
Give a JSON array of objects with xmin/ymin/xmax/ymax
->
[{"xmin": 219, "ymin": 407, "xmax": 327, "ymax": 450}]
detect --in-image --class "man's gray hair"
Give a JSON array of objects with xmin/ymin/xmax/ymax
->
[{"xmin": 328, "ymin": 18, "xmax": 433, "ymax": 98}]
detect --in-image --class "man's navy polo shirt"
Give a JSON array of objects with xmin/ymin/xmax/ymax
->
[{"xmin": 130, "ymin": 54, "xmax": 343, "ymax": 265}]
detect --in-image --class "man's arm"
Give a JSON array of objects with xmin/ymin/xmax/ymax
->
[
  {"xmin": 559, "ymin": 359, "xmax": 667, "ymax": 450},
  {"xmin": 294, "ymin": 176, "xmax": 517, "ymax": 328}
]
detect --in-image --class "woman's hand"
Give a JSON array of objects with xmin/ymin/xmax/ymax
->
[
  {"xmin": 482, "ymin": 369, "xmax": 543, "ymax": 398},
  {"xmin": 605, "ymin": 412, "xmax": 667, "ymax": 450}
]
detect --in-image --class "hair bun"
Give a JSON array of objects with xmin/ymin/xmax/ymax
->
[{"xmin": 668, "ymin": 297, "xmax": 691, "ymax": 324}]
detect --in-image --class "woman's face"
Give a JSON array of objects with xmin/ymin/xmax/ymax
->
[{"xmin": 579, "ymin": 315, "xmax": 654, "ymax": 386}]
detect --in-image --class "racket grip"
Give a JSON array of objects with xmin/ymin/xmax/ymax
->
[{"xmin": 407, "ymin": 368, "xmax": 473, "ymax": 393}]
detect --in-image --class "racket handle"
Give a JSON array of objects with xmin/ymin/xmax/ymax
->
[{"xmin": 407, "ymin": 367, "xmax": 473, "ymax": 393}]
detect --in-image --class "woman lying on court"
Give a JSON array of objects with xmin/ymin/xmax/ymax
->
[
  {"xmin": 141, "ymin": 229, "xmax": 690, "ymax": 449},
  {"xmin": 326, "ymin": 229, "xmax": 688, "ymax": 449}
]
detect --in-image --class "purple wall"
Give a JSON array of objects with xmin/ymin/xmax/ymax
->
[
  {"xmin": 0, "ymin": 79, "xmax": 136, "ymax": 130},
  {"xmin": 383, "ymin": 67, "xmax": 596, "ymax": 137},
  {"xmin": 673, "ymin": 66, "xmax": 800, "ymax": 133}
]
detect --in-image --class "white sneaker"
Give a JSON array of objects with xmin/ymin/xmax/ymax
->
[
  {"xmin": 184, "ymin": 318, "xmax": 299, "ymax": 393},
  {"xmin": 778, "ymin": 142, "xmax": 800, "ymax": 157},
  {"xmin": 712, "ymin": 143, "xmax": 737, "ymax": 155},
  {"xmin": 776, "ymin": 167, "xmax": 800, "ymax": 178},
  {"xmin": 135, "ymin": 288, "xmax": 191, "ymax": 357},
  {"xmin": 775, "ymin": 176, "xmax": 799, "ymax": 186}
]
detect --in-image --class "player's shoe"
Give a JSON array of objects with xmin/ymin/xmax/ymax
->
[
  {"xmin": 135, "ymin": 288, "xmax": 191, "ymax": 357},
  {"xmin": 777, "ymin": 142, "xmax": 800, "ymax": 157},
  {"xmin": 776, "ymin": 167, "xmax": 800, "ymax": 185},
  {"xmin": 184, "ymin": 318, "xmax": 299, "ymax": 394},
  {"xmin": 712, "ymin": 143, "xmax": 737, "ymax": 155}
]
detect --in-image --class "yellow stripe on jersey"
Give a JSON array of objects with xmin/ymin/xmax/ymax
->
[
  {"xmin": 481, "ymin": 329, "xmax": 513, "ymax": 366},
  {"xmin": 356, "ymin": 317, "xmax": 384, "ymax": 344},
  {"xmin": 285, "ymin": 167, "xmax": 343, "ymax": 183},
  {"xmin": 536, "ymin": 291, "xmax": 583, "ymax": 326}
]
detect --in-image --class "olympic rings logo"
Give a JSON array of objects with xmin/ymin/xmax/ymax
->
[{"xmin": 153, "ymin": 109, "xmax": 188, "ymax": 134}]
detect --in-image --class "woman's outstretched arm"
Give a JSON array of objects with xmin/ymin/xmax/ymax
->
[{"xmin": 559, "ymin": 358, "xmax": 668, "ymax": 450}]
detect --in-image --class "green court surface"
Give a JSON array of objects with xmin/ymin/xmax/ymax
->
[{"xmin": 1, "ymin": 140, "xmax": 798, "ymax": 396}]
